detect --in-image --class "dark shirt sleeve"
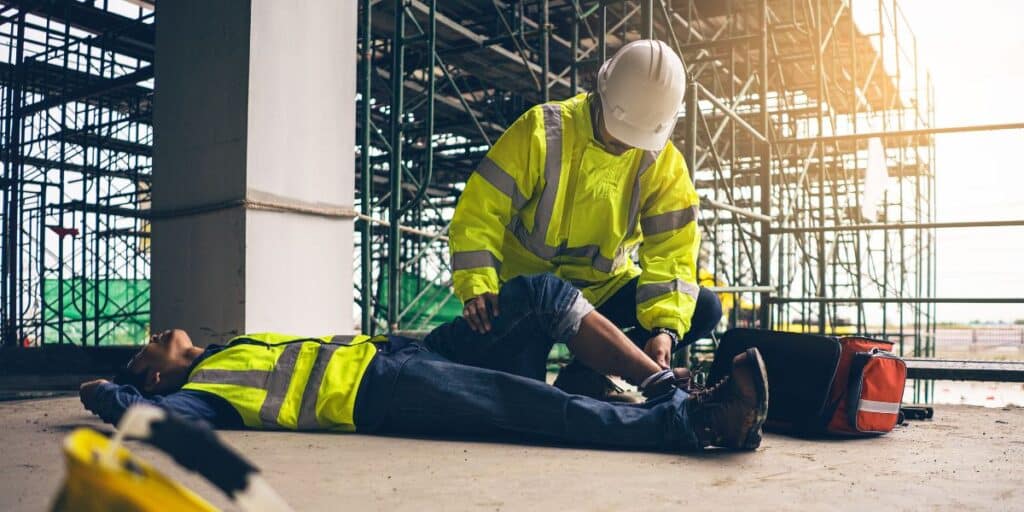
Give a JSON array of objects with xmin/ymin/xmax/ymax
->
[{"xmin": 88, "ymin": 382, "xmax": 244, "ymax": 429}]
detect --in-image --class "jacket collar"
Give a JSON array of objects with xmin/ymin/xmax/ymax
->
[{"xmin": 572, "ymin": 93, "xmax": 643, "ymax": 158}]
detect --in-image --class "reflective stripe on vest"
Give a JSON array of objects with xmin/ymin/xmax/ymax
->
[
  {"xmin": 476, "ymin": 156, "xmax": 529, "ymax": 210},
  {"xmin": 636, "ymin": 278, "xmax": 700, "ymax": 304},
  {"xmin": 640, "ymin": 206, "xmax": 698, "ymax": 236},
  {"xmin": 503, "ymin": 104, "xmax": 663, "ymax": 274},
  {"xmin": 451, "ymin": 249, "xmax": 502, "ymax": 272},
  {"xmin": 451, "ymin": 155, "xmax": 523, "ymax": 271},
  {"xmin": 183, "ymin": 334, "xmax": 377, "ymax": 431}
]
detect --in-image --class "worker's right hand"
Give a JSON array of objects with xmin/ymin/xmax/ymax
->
[
  {"xmin": 79, "ymin": 378, "xmax": 109, "ymax": 412},
  {"xmin": 463, "ymin": 292, "xmax": 500, "ymax": 333}
]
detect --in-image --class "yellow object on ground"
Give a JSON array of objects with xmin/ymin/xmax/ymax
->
[
  {"xmin": 51, "ymin": 428, "xmax": 215, "ymax": 512},
  {"xmin": 450, "ymin": 93, "xmax": 701, "ymax": 334}
]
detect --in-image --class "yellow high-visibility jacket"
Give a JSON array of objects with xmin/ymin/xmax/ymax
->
[
  {"xmin": 182, "ymin": 333, "xmax": 380, "ymax": 431},
  {"xmin": 450, "ymin": 93, "xmax": 701, "ymax": 334}
]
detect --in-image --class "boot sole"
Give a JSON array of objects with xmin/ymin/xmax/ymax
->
[{"xmin": 740, "ymin": 347, "xmax": 770, "ymax": 450}]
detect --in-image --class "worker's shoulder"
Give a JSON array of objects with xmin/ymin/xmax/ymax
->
[
  {"xmin": 658, "ymin": 140, "xmax": 685, "ymax": 160},
  {"xmin": 502, "ymin": 103, "xmax": 548, "ymax": 136},
  {"xmin": 518, "ymin": 94, "xmax": 586, "ymax": 124},
  {"xmin": 643, "ymin": 143, "xmax": 696, "ymax": 195},
  {"xmin": 648, "ymin": 141, "xmax": 687, "ymax": 174}
]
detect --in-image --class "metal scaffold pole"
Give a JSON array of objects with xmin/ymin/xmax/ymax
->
[
  {"xmin": 387, "ymin": 0, "xmax": 405, "ymax": 331},
  {"xmin": 4, "ymin": 0, "xmax": 1022, "ymax": 390},
  {"xmin": 815, "ymin": 0, "xmax": 826, "ymax": 334},
  {"xmin": 683, "ymin": 81, "xmax": 698, "ymax": 181},
  {"xmin": 758, "ymin": 0, "xmax": 772, "ymax": 329},
  {"xmin": 1, "ymin": 11, "xmax": 25, "ymax": 348},
  {"xmin": 541, "ymin": 0, "xmax": 550, "ymax": 103},
  {"xmin": 360, "ymin": 0, "xmax": 374, "ymax": 334},
  {"xmin": 570, "ymin": 1, "xmax": 579, "ymax": 95},
  {"xmin": 641, "ymin": 0, "xmax": 653, "ymax": 39}
]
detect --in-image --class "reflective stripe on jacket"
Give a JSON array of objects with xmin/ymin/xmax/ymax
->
[
  {"xmin": 450, "ymin": 93, "xmax": 701, "ymax": 334},
  {"xmin": 181, "ymin": 332, "xmax": 379, "ymax": 431}
]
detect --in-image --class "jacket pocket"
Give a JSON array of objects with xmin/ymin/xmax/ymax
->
[{"xmin": 844, "ymin": 349, "xmax": 907, "ymax": 434}]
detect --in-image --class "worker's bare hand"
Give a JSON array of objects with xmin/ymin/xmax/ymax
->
[
  {"xmin": 79, "ymin": 378, "xmax": 109, "ymax": 411},
  {"xmin": 463, "ymin": 293, "xmax": 500, "ymax": 333},
  {"xmin": 643, "ymin": 334, "xmax": 673, "ymax": 369}
]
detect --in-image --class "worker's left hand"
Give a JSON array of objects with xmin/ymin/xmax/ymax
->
[
  {"xmin": 643, "ymin": 334, "xmax": 673, "ymax": 369},
  {"xmin": 79, "ymin": 378, "xmax": 109, "ymax": 411}
]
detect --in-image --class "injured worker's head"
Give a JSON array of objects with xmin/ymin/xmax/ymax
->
[{"xmin": 114, "ymin": 329, "xmax": 201, "ymax": 395}]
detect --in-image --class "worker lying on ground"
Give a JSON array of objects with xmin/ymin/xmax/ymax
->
[{"xmin": 79, "ymin": 274, "xmax": 768, "ymax": 452}]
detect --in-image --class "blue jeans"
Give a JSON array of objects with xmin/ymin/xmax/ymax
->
[
  {"xmin": 422, "ymin": 273, "xmax": 595, "ymax": 380},
  {"xmin": 356, "ymin": 274, "xmax": 700, "ymax": 451}
]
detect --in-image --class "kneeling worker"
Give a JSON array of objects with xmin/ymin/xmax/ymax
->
[
  {"xmin": 80, "ymin": 275, "xmax": 768, "ymax": 452},
  {"xmin": 449, "ymin": 40, "xmax": 721, "ymax": 400}
]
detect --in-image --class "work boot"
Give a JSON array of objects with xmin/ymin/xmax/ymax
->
[
  {"xmin": 687, "ymin": 348, "xmax": 769, "ymax": 450},
  {"xmin": 553, "ymin": 361, "xmax": 642, "ymax": 404}
]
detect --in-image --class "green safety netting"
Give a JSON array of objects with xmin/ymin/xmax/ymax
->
[
  {"xmin": 42, "ymin": 279, "xmax": 149, "ymax": 346},
  {"xmin": 375, "ymin": 269, "xmax": 462, "ymax": 331}
]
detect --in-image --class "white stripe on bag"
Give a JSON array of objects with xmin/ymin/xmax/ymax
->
[{"xmin": 859, "ymin": 399, "xmax": 901, "ymax": 415}]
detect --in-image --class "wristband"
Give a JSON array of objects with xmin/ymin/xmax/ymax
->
[{"xmin": 652, "ymin": 327, "xmax": 679, "ymax": 350}]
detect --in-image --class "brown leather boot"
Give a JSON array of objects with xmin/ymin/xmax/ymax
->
[
  {"xmin": 687, "ymin": 347, "xmax": 769, "ymax": 450},
  {"xmin": 553, "ymin": 361, "xmax": 642, "ymax": 404}
]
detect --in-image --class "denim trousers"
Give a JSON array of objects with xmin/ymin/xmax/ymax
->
[{"xmin": 358, "ymin": 274, "xmax": 700, "ymax": 451}]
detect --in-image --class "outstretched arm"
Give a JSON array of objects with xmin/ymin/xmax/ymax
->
[
  {"xmin": 567, "ymin": 311, "xmax": 681, "ymax": 388},
  {"xmin": 80, "ymin": 379, "xmax": 241, "ymax": 428}
]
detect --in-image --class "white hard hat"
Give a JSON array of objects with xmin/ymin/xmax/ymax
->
[{"xmin": 597, "ymin": 39, "xmax": 685, "ymax": 151}]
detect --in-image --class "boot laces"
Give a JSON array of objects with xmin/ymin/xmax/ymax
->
[{"xmin": 689, "ymin": 375, "xmax": 731, "ymax": 405}]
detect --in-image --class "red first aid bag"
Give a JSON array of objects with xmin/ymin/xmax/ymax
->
[
  {"xmin": 824, "ymin": 337, "xmax": 907, "ymax": 435},
  {"xmin": 710, "ymin": 329, "xmax": 907, "ymax": 436}
]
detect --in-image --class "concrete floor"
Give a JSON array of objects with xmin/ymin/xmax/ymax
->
[{"xmin": 1, "ymin": 397, "xmax": 1022, "ymax": 511}]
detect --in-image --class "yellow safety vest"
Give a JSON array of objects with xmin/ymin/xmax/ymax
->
[
  {"xmin": 450, "ymin": 93, "xmax": 701, "ymax": 334},
  {"xmin": 181, "ymin": 333, "xmax": 380, "ymax": 431}
]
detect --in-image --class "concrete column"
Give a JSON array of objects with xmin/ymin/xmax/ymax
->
[{"xmin": 152, "ymin": 0, "xmax": 356, "ymax": 343}]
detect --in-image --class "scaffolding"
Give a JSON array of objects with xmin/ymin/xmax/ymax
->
[
  {"xmin": 3, "ymin": 1, "xmax": 1023, "ymax": 394},
  {"xmin": 353, "ymin": 1, "xmax": 1022, "ymax": 388},
  {"xmin": 0, "ymin": 0, "xmax": 153, "ymax": 348},
  {"xmin": 355, "ymin": 0, "xmax": 937, "ymax": 339}
]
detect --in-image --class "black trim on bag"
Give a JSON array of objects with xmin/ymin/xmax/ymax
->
[{"xmin": 711, "ymin": 329, "xmax": 842, "ymax": 434}]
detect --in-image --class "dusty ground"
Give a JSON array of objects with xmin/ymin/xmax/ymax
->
[{"xmin": 0, "ymin": 396, "xmax": 1022, "ymax": 511}]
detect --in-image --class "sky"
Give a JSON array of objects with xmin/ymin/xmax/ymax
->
[{"xmin": 871, "ymin": 1, "xmax": 1024, "ymax": 323}]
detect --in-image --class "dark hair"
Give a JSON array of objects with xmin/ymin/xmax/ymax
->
[
  {"xmin": 113, "ymin": 346, "xmax": 149, "ymax": 391},
  {"xmin": 113, "ymin": 366, "xmax": 147, "ymax": 389}
]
